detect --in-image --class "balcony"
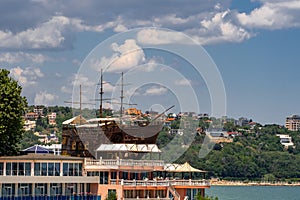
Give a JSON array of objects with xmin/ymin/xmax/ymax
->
[
  {"xmin": 110, "ymin": 179, "xmax": 210, "ymax": 187},
  {"xmin": 85, "ymin": 159, "xmax": 165, "ymax": 167}
]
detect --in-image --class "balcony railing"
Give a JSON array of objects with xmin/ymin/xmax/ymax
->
[
  {"xmin": 85, "ymin": 159, "xmax": 165, "ymax": 167},
  {"xmin": 110, "ymin": 179, "xmax": 210, "ymax": 187}
]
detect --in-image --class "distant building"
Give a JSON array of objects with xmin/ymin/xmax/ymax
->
[
  {"xmin": 47, "ymin": 112, "xmax": 57, "ymax": 125},
  {"xmin": 286, "ymin": 115, "xmax": 300, "ymax": 131},
  {"xmin": 24, "ymin": 120, "xmax": 36, "ymax": 131},
  {"xmin": 126, "ymin": 108, "xmax": 141, "ymax": 115},
  {"xmin": 25, "ymin": 112, "xmax": 39, "ymax": 120},
  {"xmin": 169, "ymin": 129, "xmax": 184, "ymax": 135},
  {"xmin": 33, "ymin": 107, "xmax": 43, "ymax": 115},
  {"xmin": 236, "ymin": 117, "xmax": 250, "ymax": 127},
  {"xmin": 277, "ymin": 134, "xmax": 294, "ymax": 148}
]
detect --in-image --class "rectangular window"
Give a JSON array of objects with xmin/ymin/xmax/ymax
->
[
  {"xmin": 50, "ymin": 183, "xmax": 62, "ymax": 196},
  {"xmin": 35, "ymin": 183, "xmax": 47, "ymax": 196},
  {"xmin": 41, "ymin": 163, "xmax": 47, "ymax": 176},
  {"xmin": 2, "ymin": 183, "xmax": 15, "ymax": 197},
  {"xmin": 0, "ymin": 162, "xmax": 3, "ymax": 175},
  {"xmin": 12, "ymin": 162, "xmax": 18, "ymax": 176},
  {"xmin": 6, "ymin": 163, "xmax": 11, "ymax": 176},
  {"xmin": 25, "ymin": 163, "xmax": 31, "ymax": 176},
  {"xmin": 34, "ymin": 163, "xmax": 40, "ymax": 176},
  {"xmin": 48, "ymin": 163, "xmax": 54, "ymax": 176},
  {"xmin": 18, "ymin": 183, "xmax": 32, "ymax": 196},
  {"xmin": 18, "ymin": 162, "xmax": 24, "ymax": 176},
  {"xmin": 55, "ymin": 163, "xmax": 60, "ymax": 176},
  {"xmin": 63, "ymin": 163, "xmax": 68, "ymax": 176}
]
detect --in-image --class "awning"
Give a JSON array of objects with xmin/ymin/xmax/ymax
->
[
  {"xmin": 96, "ymin": 144, "xmax": 161, "ymax": 153},
  {"xmin": 164, "ymin": 162, "xmax": 206, "ymax": 172},
  {"xmin": 62, "ymin": 115, "xmax": 87, "ymax": 125},
  {"xmin": 22, "ymin": 145, "xmax": 54, "ymax": 154}
]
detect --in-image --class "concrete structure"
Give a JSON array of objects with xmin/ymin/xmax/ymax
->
[
  {"xmin": 277, "ymin": 134, "xmax": 294, "ymax": 148},
  {"xmin": 286, "ymin": 115, "xmax": 300, "ymax": 131}
]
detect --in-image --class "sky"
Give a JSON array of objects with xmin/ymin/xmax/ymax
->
[{"xmin": 1, "ymin": 0, "xmax": 300, "ymax": 125}]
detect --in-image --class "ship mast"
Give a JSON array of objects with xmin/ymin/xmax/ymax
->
[
  {"xmin": 99, "ymin": 69, "xmax": 104, "ymax": 118},
  {"xmin": 120, "ymin": 72, "xmax": 124, "ymax": 118}
]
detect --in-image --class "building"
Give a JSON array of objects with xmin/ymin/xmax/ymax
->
[
  {"xmin": 276, "ymin": 134, "xmax": 294, "ymax": 148},
  {"xmin": 0, "ymin": 154, "xmax": 99, "ymax": 199},
  {"xmin": 48, "ymin": 112, "xmax": 57, "ymax": 125},
  {"xmin": 0, "ymin": 153, "xmax": 209, "ymax": 200},
  {"xmin": 23, "ymin": 120, "xmax": 36, "ymax": 131},
  {"xmin": 61, "ymin": 115, "xmax": 210, "ymax": 199},
  {"xmin": 286, "ymin": 115, "xmax": 300, "ymax": 131},
  {"xmin": 125, "ymin": 108, "xmax": 141, "ymax": 116},
  {"xmin": 25, "ymin": 112, "xmax": 39, "ymax": 121}
]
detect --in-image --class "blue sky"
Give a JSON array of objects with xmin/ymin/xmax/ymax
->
[{"xmin": 1, "ymin": 0, "xmax": 300, "ymax": 125}]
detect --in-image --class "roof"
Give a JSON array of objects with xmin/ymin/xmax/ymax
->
[
  {"xmin": 96, "ymin": 144, "xmax": 161, "ymax": 153},
  {"xmin": 62, "ymin": 115, "xmax": 87, "ymax": 125},
  {"xmin": 164, "ymin": 162, "xmax": 206, "ymax": 173},
  {"xmin": 0, "ymin": 153, "xmax": 84, "ymax": 161},
  {"xmin": 22, "ymin": 145, "xmax": 54, "ymax": 154}
]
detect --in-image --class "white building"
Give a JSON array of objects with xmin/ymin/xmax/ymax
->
[{"xmin": 277, "ymin": 134, "xmax": 294, "ymax": 148}]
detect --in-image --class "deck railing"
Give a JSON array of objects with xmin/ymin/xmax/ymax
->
[
  {"xmin": 85, "ymin": 159, "xmax": 165, "ymax": 167},
  {"xmin": 110, "ymin": 179, "xmax": 210, "ymax": 187}
]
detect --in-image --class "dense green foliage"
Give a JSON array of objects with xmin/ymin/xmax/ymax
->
[
  {"xmin": 0, "ymin": 69, "xmax": 27, "ymax": 156},
  {"xmin": 158, "ymin": 118, "xmax": 300, "ymax": 181}
]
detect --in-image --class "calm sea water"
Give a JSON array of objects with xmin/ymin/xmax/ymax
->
[{"xmin": 206, "ymin": 186, "xmax": 300, "ymax": 200}]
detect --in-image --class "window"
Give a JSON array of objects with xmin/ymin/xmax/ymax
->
[
  {"xmin": 34, "ymin": 162, "xmax": 60, "ymax": 176},
  {"xmin": 6, "ymin": 163, "xmax": 11, "ymax": 176},
  {"xmin": 34, "ymin": 163, "xmax": 41, "ymax": 176},
  {"xmin": 35, "ymin": 183, "xmax": 47, "ymax": 196},
  {"xmin": 5, "ymin": 162, "xmax": 31, "ymax": 176},
  {"xmin": 50, "ymin": 183, "xmax": 62, "ymax": 196},
  {"xmin": 0, "ymin": 162, "xmax": 3, "ymax": 175},
  {"xmin": 2, "ymin": 184, "xmax": 15, "ymax": 197},
  {"xmin": 100, "ymin": 171, "xmax": 109, "ymax": 184},
  {"xmin": 63, "ymin": 162, "xmax": 82, "ymax": 176},
  {"xmin": 18, "ymin": 183, "xmax": 32, "ymax": 196}
]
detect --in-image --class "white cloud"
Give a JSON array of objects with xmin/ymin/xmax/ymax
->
[
  {"xmin": 34, "ymin": 91, "xmax": 58, "ymax": 106},
  {"xmin": 137, "ymin": 29, "xmax": 193, "ymax": 45},
  {"xmin": 0, "ymin": 52, "xmax": 48, "ymax": 64},
  {"xmin": 144, "ymin": 86, "xmax": 168, "ymax": 96},
  {"xmin": 92, "ymin": 39, "xmax": 146, "ymax": 72},
  {"xmin": 187, "ymin": 10, "xmax": 251, "ymax": 44},
  {"xmin": 10, "ymin": 67, "xmax": 44, "ymax": 87},
  {"xmin": 237, "ymin": 1, "xmax": 300, "ymax": 29},
  {"xmin": 174, "ymin": 78, "xmax": 192, "ymax": 86},
  {"xmin": 0, "ymin": 15, "xmax": 122, "ymax": 50}
]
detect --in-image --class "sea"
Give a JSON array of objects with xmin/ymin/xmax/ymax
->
[{"xmin": 206, "ymin": 186, "xmax": 300, "ymax": 200}]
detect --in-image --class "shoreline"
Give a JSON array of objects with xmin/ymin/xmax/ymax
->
[{"xmin": 210, "ymin": 180, "xmax": 300, "ymax": 187}]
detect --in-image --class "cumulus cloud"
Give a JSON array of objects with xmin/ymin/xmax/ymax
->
[
  {"xmin": 0, "ymin": 15, "xmax": 122, "ymax": 50},
  {"xmin": 144, "ymin": 86, "xmax": 168, "ymax": 96},
  {"xmin": 34, "ymin": 91, "xmax": 58, "ymax": 106},
  {"xmin": 0, "ymin": 52, "xmax": 49, "ymax": 64},
  {"xmin": 10, "ymin": 66, "xmax": 44, "ymax": 87},
  {"xmin": 174, "ymin": 78, "xmax": 192, "ymax": 86},
  {"xmin": 91, "ymin": 39, "xmax": 146, "ymax": 72},
  {"xmin": 236, "ymin": 1, "xmax": 300, "ymax": 29},
  {"xmin": 137, "ymin": 29, "xmax": 193, "ymax": 45}
]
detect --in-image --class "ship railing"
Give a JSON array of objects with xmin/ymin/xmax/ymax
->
[
  {"xmin": 85, "ymin": 158, "xmax": 165, "ymax": 167},
  {"xmin": 109, "ymin": 179, "xmax": 210, "ymax": 187}
]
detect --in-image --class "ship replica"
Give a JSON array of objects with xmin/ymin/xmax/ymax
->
[{"xmin": 61, "ymin": 72, "xmax": 173, "ymax": 158}]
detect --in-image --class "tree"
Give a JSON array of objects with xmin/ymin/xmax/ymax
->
[{"xmin": 0, "ymin": 69, "xmax": 27, "ymax": 156}]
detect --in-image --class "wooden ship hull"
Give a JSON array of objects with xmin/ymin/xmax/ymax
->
[{"xmin": 61, "ymin": 118, "xmax": 162, "ymax": 158}]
